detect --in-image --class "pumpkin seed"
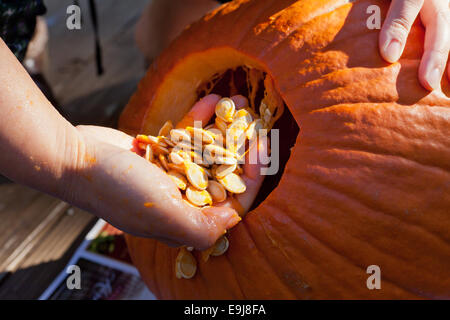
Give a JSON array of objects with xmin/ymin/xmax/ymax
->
[
  {"xmin": 246, "ymin": 119, "xmax": 263, "ymax": 141},
  {"xmin": 153, "ymin": 144, "xmax": 170, "ymax": 155},
  {"xmin": 218, "ymin": 173, "xmax": 246, "ymax": 194},
  {"xmin": 167, "ymin": 170, "xmax": 187, "ymax": 190},
  {"xmin": 233, "ymin": 109, "xmax": 253, "ymax": 127},
  {"xmin": 158, "ymin": 120, "xmax": 173, "ymax": 137},
  {"xmin": 159, "ymin": 154, "xmax": 169, "ymax": 171},
  {"xmin": 175, "ymin": 247, "xmax": 197, "ymax": 279},
  {"xmin": 163, "ymin": 136, "xmax": 176, "ymax": 147},
  {"xmin": 215, "ymin": 117, "xmax": 228, "ymax": 136},
  {"xmin": 204, "ymin": 144, "xmax": 236, "ymax": 161},
  {"xmin": 207, "ymin": 180, "xmax": 227, "ymax": 203},
  {"xmin": 216, "ymin": 156, "xmax": 238, "ymax": 165},
  {"xmin": 154, "ymin": 160, "xmax": 165, "ymax": 171},
  {"xmin": 157, "ymin": 137, "xmax": 168, "ymax": 148},
  {"xmin": 185, "ymin": 186, "xmax": 212, "ymax": 207},
  {"xmin": 211, "ymin": 236, "xmax": 229, "ymax": 256},
  {"xmin": 168, "ymin": 162, "xmax": 186, "ymax": 174},
  {"xmin": 170, "ymin": 128, "xmax": 191, "ymax": 144},
  {"xmin": 215, "ymin": 164, "xmax": 237, "ymax": 179},
  {"xmin": 228, "ymin": 118, "xmax": 249, "ymax": 132},
  {"xmin": 145, "ymin": 144, "xmax": 154, "ymax": 162},
  {"xmin": 185, "ymin": 161, "xmax": 208, "ymax": 190},
  {"xmin": 169, "ymin": 151, "xmax": 185, "ymax": 165},
  {"xmin": 190, "ymin": 150, "xmax": 204, "ymax": 165},
  {"xmin": 186, "ymin": 126, "xmax": 215, "ymax": 144},
  {"xmin": 215, "ymin": 98, "xmax": 235, "ymax": 123}
]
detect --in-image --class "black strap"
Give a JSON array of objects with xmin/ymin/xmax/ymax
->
[
  {"xmin": 88, "ymin": 0, "xmax": 104, "ymax": 76},
  {"xmin": 72, "ymin": 0, "xmax": 103, "ymax": 76}
]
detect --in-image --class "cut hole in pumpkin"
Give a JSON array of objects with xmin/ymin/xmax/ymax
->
[{"xmin": 196, "ymin": 66, "xmax": 300, "ymax": 211}]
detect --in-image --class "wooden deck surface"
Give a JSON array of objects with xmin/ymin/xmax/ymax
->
[{"xmin": 0, "ymin": 0, "xmax": 148, "ymax": 299}]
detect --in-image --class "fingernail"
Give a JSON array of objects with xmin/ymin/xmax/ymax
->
[
  {"xmin": 384, "ymin": 39, "xmax": 402, "ymax": 63},
  {"xmin": 425, "ymin": 67, "xmax": 441, "ymax": 91}
]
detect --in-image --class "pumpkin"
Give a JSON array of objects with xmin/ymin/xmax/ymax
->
[{"xmin": 119, "ymin": 0, "xmax": 450, "ymax": 299}]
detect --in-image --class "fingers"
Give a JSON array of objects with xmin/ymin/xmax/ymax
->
[
  {"xmin": 176, "ymin": 94, "xmax": 220, "ymax": 128},
  {"xmin": 379, "ymin": 0, "xmax": 424, "ymax": 63},
  {"xmin": 418, "ymin": 0, "xmax": 450, "ymax": 90}
]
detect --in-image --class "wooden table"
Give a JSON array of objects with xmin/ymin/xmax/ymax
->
[{"xmin": 0, "ymin": 0, "xmax": 148, "ymax": 299}]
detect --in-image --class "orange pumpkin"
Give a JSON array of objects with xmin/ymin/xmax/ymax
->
[{"xmin": 120, "ymin": 0, "xmax": 450, "ymax": 299}]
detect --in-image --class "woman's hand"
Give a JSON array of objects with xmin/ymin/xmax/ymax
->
[
  {"xmin": 70, "ymin": 121, "xmax": 241, "ymax": 250},
  {"xmin": 379, "ymin": 0, "xmax": 450, "ymax": 91}
]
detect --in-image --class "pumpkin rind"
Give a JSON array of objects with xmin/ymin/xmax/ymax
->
[{"xmin": 120, "ymin": 0, "xmax": 450, "ymax": 299}]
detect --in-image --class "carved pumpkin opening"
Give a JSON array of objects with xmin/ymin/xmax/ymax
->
[{"xmin": 196, "ymin": 66, "xmax": 300, "ymax": 211}]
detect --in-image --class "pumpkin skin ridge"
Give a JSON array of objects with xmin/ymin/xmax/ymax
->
[
  {"xmin": 289, "ymin": 148, "xmax": 450, "ymax": 244},
  {"xmin": 223, "ymin": 218, "xmax": 299, "ymax": 299},
  {"xmin": 247, "ymin": 203, "xmax": 341, "ymax": 299},
  {"xmin": 150, "ymin": 240, "xmax": 161, "ymax": 298},
  {"xmin": 200, "ymin": 251, "xmax": 247, "ymax": 299},
  {"xmin": 284, "ymin": 171, "xmax": 450, "ymax": 272},
  {"xmin": 121, "ymin": 0, "xmax": 450, "ymax": 299},
  {"xmin": 298, "ymin": 145, "xmax": 450, "ymax": 180},
  {"xmin": 281, "ymin": 164, "xmax": 450, "ymax": 298},
  {"xmin": 251, "ymin": 201, "xmax": 420, "ymax": 299},
  {"xmin": 250, "ymin": 115, "xmax": 449, "ymax": 299},
  {"xmin": 259, "ymin": 171, "xmax": 446, "ymax": 299},
  {"xmin": 301, "ymin": 103, "xmax": 450, "ymax": 174},
  {"xmin": 246, "ymin": 168, "xmax": 423, "ymax": 299}
]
